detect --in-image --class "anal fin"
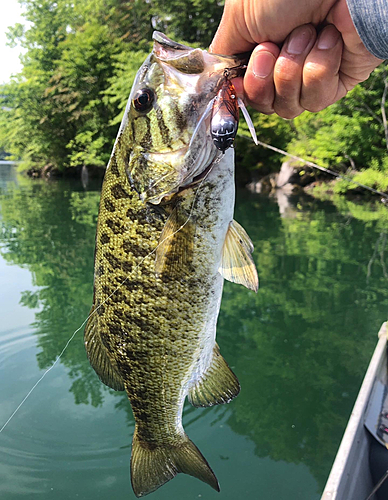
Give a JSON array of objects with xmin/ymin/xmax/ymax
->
[
  {"xmin": 188, "ymin": 344, "xmax": 240, "ymax": 407},
  {"xmin": 84, "ymin": 305, "xmax": 125, "ymax": 391},
  {"xmin": 219, "ymin": 219, "xmax": 259, "ymax": 292}
]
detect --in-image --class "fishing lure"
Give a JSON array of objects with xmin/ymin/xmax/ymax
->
[
  {"xmin": 190, "ymin": 69, "xmax": 258, "ymax": 152},
  {"xmin": 210, "ymin": 75, "xmax": 240, "ymax": 152}
]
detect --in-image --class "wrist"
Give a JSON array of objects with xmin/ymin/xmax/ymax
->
[
  {"xmin": 342, "ymin": 0, "xmax": 388, "ymax": 60},
  {"xmin": 328, "ymin": 0, "xmax": 385, "ymax": 60}
]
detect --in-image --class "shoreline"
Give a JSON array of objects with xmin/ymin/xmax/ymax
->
[{"xmin": 3, "ymin": 160, "xmax": 387, "ymax": 203}]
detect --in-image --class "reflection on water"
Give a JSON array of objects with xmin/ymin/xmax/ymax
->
[
  {"xmin": 0, "ymin": 167, "xmax": 387, "ymax": 499},
  {"xmin": 0, "ymin": 163, "xmax": 18, "ymax": 190}
]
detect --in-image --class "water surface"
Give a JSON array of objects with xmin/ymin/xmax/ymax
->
[{"xmin": 0, "ymin": 166, "xmax": 387, "ymax": 499}]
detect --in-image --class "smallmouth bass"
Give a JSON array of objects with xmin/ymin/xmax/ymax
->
[{"xmin": 85, "ymin": 32, "xmax": 258, "ymax": 497}]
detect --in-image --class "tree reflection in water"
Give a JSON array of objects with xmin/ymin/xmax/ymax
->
[{"xmin": 0, "ymin": 177, "xmax": 387, "ymax": 492}]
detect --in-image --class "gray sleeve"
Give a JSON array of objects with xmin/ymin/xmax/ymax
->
[{"xmin": 346, "ymin": 0, "xmax": 388, "ymax": 59}]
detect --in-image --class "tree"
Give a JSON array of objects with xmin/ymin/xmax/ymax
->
[
  {"xmin": 288, "ymin": 61, "xmax": 388, "ymax": 194},
  {"xmin": 151, "ymin": 0, "xmax": 224, "ymax": 47},
  {"xmin": 1, "ymin": 0, "xmax": 387, "ymax": 195},
  {"xmin": 0, "ymin": 0, "xmax": 153, "ymax": 172}
]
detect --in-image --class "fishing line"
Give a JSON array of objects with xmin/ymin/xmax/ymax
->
[
  {"xmin": 256, "ymin": 139, "xmax": 388, "ymax": 202},
  {"xmin": 0, "ymin": 154, "xmax": 220, "ymax": 435},
  {"xmin": 0, "ymin": 327, "xmax": 83, "ymax": 434}
]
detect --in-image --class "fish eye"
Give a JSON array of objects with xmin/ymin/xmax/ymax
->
[{"xmin": 133, "ymin": 88, "xmax": 155, "ymax": 113}]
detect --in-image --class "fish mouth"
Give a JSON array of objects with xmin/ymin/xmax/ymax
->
[
  {"xmin": 153, "ymin": 31, "xmax": 192, "ymax": 51},
  {"xmin": 145, "ymin": 144, "xmax": 189, "ymax": 158},
  {"xmin": 152, "ymin": 31, "xmax": 249, "ymax": 78}
]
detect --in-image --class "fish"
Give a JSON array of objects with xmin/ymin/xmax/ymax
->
[{"xmin": 84, "ymin": 31, "xmax": 258, "ymax": 497}]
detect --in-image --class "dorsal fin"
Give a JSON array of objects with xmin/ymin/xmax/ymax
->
[
  {"xmin": 84, "ymin": 305, "xmax": 125, "ymax": 391},
  {"xmin": 219, "ymin": 219, "xmax": 259, "ymax": 292}
]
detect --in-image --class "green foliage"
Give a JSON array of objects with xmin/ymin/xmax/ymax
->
[
  {"xmin": 0, "ymin": 0, "xmax": 226, "ymax": 174},
  {"xmin": 1, "ymin": 73, "xmax": 71, "ymax": 169},
  {"xmin": 334, "ymin": 163, "xmax": 388, "ymax": 194},
  {"xmin": 151, "ymin": 0, "xmax": 224, "ymax": 47},
  {"xmin": 235, "ymin": 110, "xmax": 295, "ymax": 182},
  {"xmin": 51, "ymin": 22, "xmax": 123, "ymax": 168},
  {"xmin": 1, "ymin": 0, "xmax": 387, "ymax": 196},
  {"xmin": 0, "ymin": 0, "xmax": 134, "ymax": 171},
  {"xmin": 103, "ymin": 48, "xmax": 151, "ymax": 126},
  {"xmin": 288, "ymin": 62, "xmax": 388, "ymax": 195},
  {"xmin": 0, "ymin": 147, "xmax": 8, "ymax": 160}
]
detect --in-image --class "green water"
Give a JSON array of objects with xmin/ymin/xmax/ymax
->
[{"xmin": 0, "ymin": 165, "xmax": 387, "ymax": 499}]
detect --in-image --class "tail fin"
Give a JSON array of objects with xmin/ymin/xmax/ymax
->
[{"xmin": 130, "ymin": 430, "xmax": 220, "ymax": 497}]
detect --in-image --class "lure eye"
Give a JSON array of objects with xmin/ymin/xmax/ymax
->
[{"xmin": 133, "ymin": 88, "xmax": 155, "ymax": 113}]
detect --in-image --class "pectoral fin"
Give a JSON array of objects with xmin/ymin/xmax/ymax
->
[
  {"xmin": 219, "ymin": 219, "xmax": 259, "ymax": 292},
  {"xmin": 155, "ymin": 207, "xmax": 194, "ymax": 278},
  {"xmin": 188, "ymin": 345, "xmax": 240, "ymax": 407},
  {"xmin": 84, "ymin": 305, "xmax": 125, "ymax": 391}
]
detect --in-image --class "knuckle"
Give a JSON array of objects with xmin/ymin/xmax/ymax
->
[
  {"xmin": 257, "ymin": 108, "xmax": 274, "ymax": 115},
  {"xmin": 249, "ymin": 102, "xmax": 274, "ymax": 115},
  {"xmin": 300, "ymin": 88, "xmax": 336, "ymax": 112},
  {"xmin": 303, "ymin": 102, "xmax": 326, "ymax": 113},
  {"xmin": 245, "ymin": 87, "xmax": 275, "ymax": 114},
  {"xmin": 303, "ymin": 62, "xmax": 326, "ymax": 81},
  {"xmin": 274, "ymin": 96, "xmax": 303, "ymax": 119},
  {"xmin": 275, "ymin": 107, "xmax": 301, "ymax": 120},
  {"xmin": 274, "ymin": 68, "xmax": 297, "ymax": 85},
  {"xmin": 274, "ymin": 57, "xmax": 302, "ymax": 84}
]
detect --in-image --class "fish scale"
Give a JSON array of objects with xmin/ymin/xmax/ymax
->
[
  {"xmin": 93, "ymin": 153, "xmax": 228, "ymax": 440},
  {"xmin": 84, "ymin": 32, "xmax": 258, "ymax": 497}
]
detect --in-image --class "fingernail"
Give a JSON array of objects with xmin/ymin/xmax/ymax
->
[
  {"xmin": 287, "ymin": 26, "xmax": 313, "ymax": 55},
  {"xmin": 253, "ymin": 50, "xmax": 276, "ymax": 78},
  {"xmin": 317, "ymin": 26, "xmax": 341, "ymax": 50}
]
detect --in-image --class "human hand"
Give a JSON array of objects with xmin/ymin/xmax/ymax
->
[{"xmin": 210, "ymin": 0, "xmax": 384, "ymax": 118}]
